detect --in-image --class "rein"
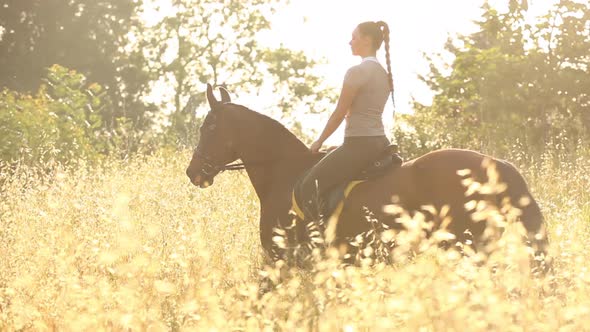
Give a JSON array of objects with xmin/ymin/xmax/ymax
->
[
  {"xmin": 222, "ymin": 155, "xmax": 298, "ymax": 171},
  {"xmin": 223, "ymin": 162, "xmax": 246, "ymax": 171},
  {"xmin": 196, "ymin": 149, "xmax": 316, "ymax": 174}
]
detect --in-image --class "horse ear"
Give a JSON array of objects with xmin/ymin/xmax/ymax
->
[
  {"xmin": 218, "ymin": 86, "xmax": 231, "ymax": 103},
  {"xmin": 206, "ymin": 83, "xmax": 219, "ymax": 110}
]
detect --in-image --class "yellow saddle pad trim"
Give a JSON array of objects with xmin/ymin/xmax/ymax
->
[
  {"xmin": 329, "ymin": 180, "xmax": 365, "ymax": 220},
  {"xmin": 291, "ymin": 190, "xmax": 305, "ymax": 219}
]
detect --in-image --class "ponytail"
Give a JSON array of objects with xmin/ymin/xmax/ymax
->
[
  {"xmin": 376, "ymin": 21, "xmax": 395, "ymax": 113},
  {"xmin": 376, "ymin": 21, "xmax": 393, "ymax": 93}
]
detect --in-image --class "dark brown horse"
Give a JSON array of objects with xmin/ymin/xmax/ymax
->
[{"xmin": 186, "ymin": 84, "xmax": 548, "ymax": 263}]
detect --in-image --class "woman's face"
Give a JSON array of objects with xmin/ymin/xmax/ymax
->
[{"xmin": 349, "ymin": 27, "xmax": 371, "ymax": 56}]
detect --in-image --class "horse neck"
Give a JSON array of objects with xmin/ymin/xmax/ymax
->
[{"xmin": 228, "ymin": 107, "xmax": 312, "ymax": 200}]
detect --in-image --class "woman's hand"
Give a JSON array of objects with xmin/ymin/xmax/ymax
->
[
  {"xmin": 325, "ymin": 145, "xmax": 338, "ymax": 153},
  {"xmin": 310, "ymin": 140, "xmax": 323, "ymax": 153}
]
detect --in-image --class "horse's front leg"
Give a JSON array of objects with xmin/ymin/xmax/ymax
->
[
  {"xmin": 257, "ymin": 213, "xmax": 297, "ymax": 296},
  {"xmin": 271, "ymin": 210, "xmax": 316, "ymax": 267}
]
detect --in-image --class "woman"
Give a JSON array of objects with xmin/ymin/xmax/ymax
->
[{"xmin": 295, "ymin": 20, "xmax": 394, "ymax": 220}]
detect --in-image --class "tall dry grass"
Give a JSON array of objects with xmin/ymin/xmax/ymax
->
[{"xmin": 1, "ymin": 150, "xmax": 589, "ymax": 331}]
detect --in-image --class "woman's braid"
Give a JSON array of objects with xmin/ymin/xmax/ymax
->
[{"xmin": 376, "ymin": 21, "xmax": 393, "ymax": 93}]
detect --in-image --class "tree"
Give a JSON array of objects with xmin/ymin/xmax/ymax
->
[
  {"xmin": 132, "ymin": 0, "xmax": 334, "ymax": 146},
  {"xmin": 0, "ymin": 65, "xmax": 109, "ymax": 168},
  {"xmin": 399, "ymin": 0, "xmax": 590, "ymax": 160},
  {"xmin": 1, "ymin": 0, "xmax": 334, "ymax": 152},
  {"xmin": 0, "ymin": 0, "xmax": 154, "ymax": 134}
]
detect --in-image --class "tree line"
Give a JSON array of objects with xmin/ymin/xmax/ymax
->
[
  {"xmin": 0, "ymin": 0, "xmax": 331, "ymax": 168},
  {"xmin": 1, "ymin": 0, "xmax": 588, "ymax": 169},
  {"xmin": 396, "ymin": 0, "xmax": 589, "ymax": 163}
]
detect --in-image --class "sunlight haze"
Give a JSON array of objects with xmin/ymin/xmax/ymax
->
[
  {"xmin": 256, "ymin": 0, "xmax": 558, "ymax": 144},
  {"xmin": 3, "ymin": 1, "xmax": 590, "ymax": 329},
  {"xmin": 141, "ymin": 0, "xmax": 559, "ymax": 144}
]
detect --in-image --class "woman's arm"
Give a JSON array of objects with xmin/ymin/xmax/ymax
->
[{"xmin": 310, "ymin": 83, "xmax": 359, "ymax": 153}]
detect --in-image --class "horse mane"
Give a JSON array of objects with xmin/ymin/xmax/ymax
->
[{"xmin": 224, "ymin": 103, "xmax": 310, "ymax": 154}]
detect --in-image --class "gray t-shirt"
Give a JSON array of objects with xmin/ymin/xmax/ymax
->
[{"xmin": 343, "ymin": 59, "xmax": 390, "ymax": 137}]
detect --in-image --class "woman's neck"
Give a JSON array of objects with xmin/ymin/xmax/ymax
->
[
  {"xmin": 359, "ymin": 50, "xmax": 377, "ymax": 59},
  {"xmin": 361, "ymin": 55, "xmax": 379, "ymax": 64}
]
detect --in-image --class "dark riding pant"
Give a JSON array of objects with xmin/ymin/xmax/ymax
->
[{"xmin": 295, "ymin": 135, "xmax": 390, "ymax": 218}]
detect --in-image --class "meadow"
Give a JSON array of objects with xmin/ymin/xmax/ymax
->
[{"xmin": 1, "ymin": 149, "xmax": 589, "ymax": 331}]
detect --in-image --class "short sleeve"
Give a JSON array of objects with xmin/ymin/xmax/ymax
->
[{"xmin": 343, "ymin": 65, "xmax": 366, "ymax": 89}]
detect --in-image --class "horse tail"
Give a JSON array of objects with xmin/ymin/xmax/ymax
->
[{"xmin": 497, "ymin": 160, "xmax": 549, "ymax": 261}]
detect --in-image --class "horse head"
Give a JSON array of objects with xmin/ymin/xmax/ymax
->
[{"xmin": 186, "ymin": 84, "xmax": 238, "ymax": 188}]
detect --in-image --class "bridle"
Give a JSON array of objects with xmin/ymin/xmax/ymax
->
[
  {"xmin": 193, "ymin": 148, "xmax": 246, "ymax": 177},
  {"xmin": 192, "ymin": 146, "xmax": 312, "ymax": 177}
]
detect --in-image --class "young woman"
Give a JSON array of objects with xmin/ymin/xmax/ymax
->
[{"xmin": 295, "ymin": 20, "xmax": 394, "ymax": 219}]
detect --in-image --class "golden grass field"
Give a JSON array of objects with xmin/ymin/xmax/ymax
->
[{"xmin": 1, "ymin": 150, "xmax": 589, "ymax": 331}]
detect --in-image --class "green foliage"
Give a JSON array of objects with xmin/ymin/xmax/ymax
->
[
  {"xmin": 0, "ymin": 0, "xmax": 335, "ymax": 151},
  {"xmin": 0, "ymin": 0, "xmax": 154, "ymax": 135},
  {"xmin": 263, "ymin": 46, "xmax": 337, "ymax": 115},
  {"xmin": 398, "ymin": 0, "xmax": 590, "ymax": 161},
  {"xmin": 133, "ymin": 0, "xmax": 334, "ymax": 147},
  {"xmin": 0, "ymin": 65, "xmax": 111, "ymax": 168}
]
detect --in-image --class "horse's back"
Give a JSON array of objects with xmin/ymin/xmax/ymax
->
[
  {"xmin": 403, "ymin": 148, "xmax": 533, "ymax": 207},
  {"xmin": 407, "ymin": 148, "xmax": 532, "ymax": 198},
  {"xmin": 325, "ymin": 147, "xmax": 547, "ymax": 262},
  {"xmin": 349, "ymin": 149, "xmax": 492, "ymax": 209},
  {"xmin": 402, "ymin": 148, "xmax": 519, "ymax": 196},
  {"xmin": 407, "ymin": 148, "xmax": 494, "ymax": 170},
  {"xmin": 393, "ymin": 149, "xmax": 492, "ymax": 204}
]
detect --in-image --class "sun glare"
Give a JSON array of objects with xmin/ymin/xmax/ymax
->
[
  {"xmin": 140, "ymin": 0, "xmax": 176, "ymax": 27},
  {"xmin": 135, "ymin": 0, "xmax": 559, "ymax": 144},
  {"xmin": 2, "ymin": 1, "xmax": 589, "ymax": 330}
]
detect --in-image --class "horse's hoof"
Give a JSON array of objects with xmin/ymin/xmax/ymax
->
[{"xmin": 257, "ymin": 276, "xmax": 275, "ymax": 298}]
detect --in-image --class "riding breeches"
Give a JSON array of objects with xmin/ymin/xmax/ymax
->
[{"xmin": 294, "ymin": 135, "xmax": 390, "ymax": 218}]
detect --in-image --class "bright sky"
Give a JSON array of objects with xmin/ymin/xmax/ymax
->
[
  {"xmin": 260, "ymin": 0, "xmax": 483, "ymax": 111},
  {"xmin": 141, "ymin": 0, "xmax": 558, "ymax": 144},
  {"xmin": 253, "ymin": 0, "xmax": 558, "ymax": 144}
]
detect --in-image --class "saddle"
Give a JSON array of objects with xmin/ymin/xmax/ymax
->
[
  {"xmin": 291, "ymin": 144, "xmax": 403, "ymax": 221},
  {"xmin": 355, "ymin": 144, "xmax": 402, "ymax": 180}
]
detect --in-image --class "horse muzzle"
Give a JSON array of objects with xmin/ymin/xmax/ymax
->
[{"xmin": 191, "ymin": 174, "xmax": 215, "ymax": 188}]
